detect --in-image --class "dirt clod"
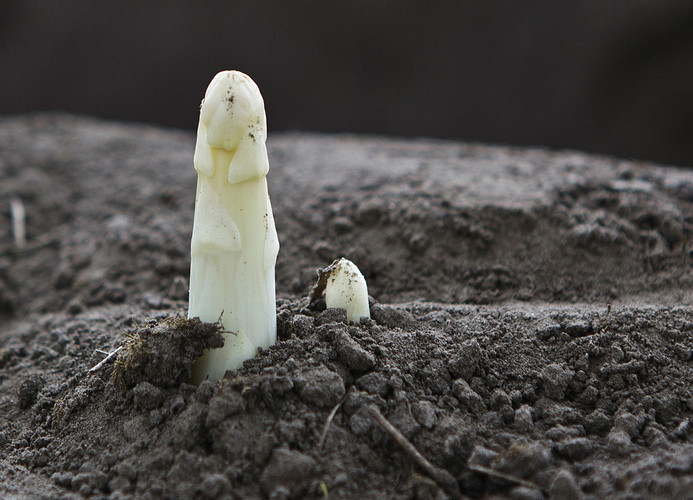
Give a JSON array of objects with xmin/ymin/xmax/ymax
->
[
  {"xmin": 17, "ymin": 375, "xmax": 42, "ymax": 409},
  {"xmin": 111, "ymin": 316, "xmax": 224, "ymax": 391}
]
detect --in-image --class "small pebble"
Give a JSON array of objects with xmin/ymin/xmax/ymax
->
[
  {"xmin": 564, "ymin": 320, "xmax": 592, "ymax": 338},
  {"xmin": 199, "ymin": 473, "xmax": 231, "ymax": 499},
  {"xmin": 541, "ymin": 363, "xmax": 574, "ymax": 401},
  {"xmin": 494, "ymin": 442, "xmax": 550, "ymax": 479},
  {"xmin": 468, "ymin": 445, "xmax": 498, "ymax": 467},
  {"xmin": 554, "ymin": 437, "xmax": 596, "ymax": 460},
  {"xmin": 515, "ymin": 405, "xmax": 534, "ymax": 432},
  {"xmin": 332, "ymin": 330, "xmax": 375, "ymax": 372},
  {"xmin": 606, "ymin": 430, "xmax": 633, "ymax": 455},
  {"xmin": 549, "ymin": 469, "xmax": 584, "ymax": 500},
  {"xmin": 412, "ymin": 401, "xmax": 437, "ymax": 429},
  {"xmin": 260, "ymin": 447, "xmax": 318, "ymax": 496},
  {"xmin": 448, "ymin": 339, "xmax": 481, "ymax": 380},
  {"xmin": 452, "ymin": 379, "xmax": 486, "ymax": 415},
  {"xmin": 294, "ymin": 367, "xmax": 345, "ymax": 408},
  {"xmin": 357, "ymin": 372, "xmax": 389, "ymax": 397}
]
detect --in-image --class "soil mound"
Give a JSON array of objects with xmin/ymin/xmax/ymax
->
[{"xmin": 1, "ymin": 114, "xmax": 692, "ymax": 498}]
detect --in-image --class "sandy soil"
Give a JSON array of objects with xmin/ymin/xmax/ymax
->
[{"xmin": 0, "ymin": 114, "xmax": 692, "ymax": 499}]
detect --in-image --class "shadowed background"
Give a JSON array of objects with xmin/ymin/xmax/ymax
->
[{"xmin": 1, "ymin": 1, "xmax": 692, "ymax": 166}]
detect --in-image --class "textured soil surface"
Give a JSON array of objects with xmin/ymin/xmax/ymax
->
[{"xmin": 1, "ymin": 114, "xmax": 693, "ymax": 499}]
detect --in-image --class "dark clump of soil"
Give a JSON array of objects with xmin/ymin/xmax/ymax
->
[
  {"xmin": 1, "ymin": 114, "xmax": 693, "ymax": 499},
  {"xmin": 4, "ymin": 300, "xmax": 693, "ymax": 499},
  {"xmin": 111, "ymin": 316, "xmax": 224, "ymax": 391}
]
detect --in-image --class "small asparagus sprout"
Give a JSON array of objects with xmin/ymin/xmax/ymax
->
[
  {"xmin": 188, "ymin": 71, "xmax": 280, "ymax": 383},
  {"xmin": 324, "ymin": 258, "xmax": 370, "ymax": 324}
]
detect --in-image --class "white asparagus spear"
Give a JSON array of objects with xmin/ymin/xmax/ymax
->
[
  {"xmin": 325, "ymin": 258, "xmax": 370, "ymax": 324},
  {"xmin": 189, "ymin": 71, "xmax": 280, "ymax": 383}
]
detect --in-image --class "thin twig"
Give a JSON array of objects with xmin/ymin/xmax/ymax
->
[
  {"xmin": 468, "ymin": 463, "xmax": 542, "ymax": 491},
  {"xmin": 9, "ymin": 197, "xmax": 26, "ymax": 249},
  {"xmin": 318, "ymin": 396, "xmax": 346, "ymax": 451},
  {"xmin": 367, "ymin": 405, "xmax": 460, "ymax": 498},
  {"xmin": 88, "ymin": 346, "xmax": 123, "ymax": 374}
]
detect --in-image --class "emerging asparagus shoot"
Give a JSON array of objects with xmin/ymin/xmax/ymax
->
[
  {"xmin": 188, "ymin": 71, "xmax": 280, "ymax": 383},
  {"xmin": 325, "ymin": 258, "xmax": 371, "ymax": 324}
]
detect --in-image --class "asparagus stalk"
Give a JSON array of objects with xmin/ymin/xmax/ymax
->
[
  {"xmin": 188, "ymin": 71, "xmax": 280, "ymax": 383},
  {"xmin": 325, "ymin": 258, "xmax": 371, "ymax": 324}
]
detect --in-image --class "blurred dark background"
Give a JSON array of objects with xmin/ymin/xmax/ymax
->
[{"xmin": 1, "ymin": 1, "xmax": 692, "ymax": 166}]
